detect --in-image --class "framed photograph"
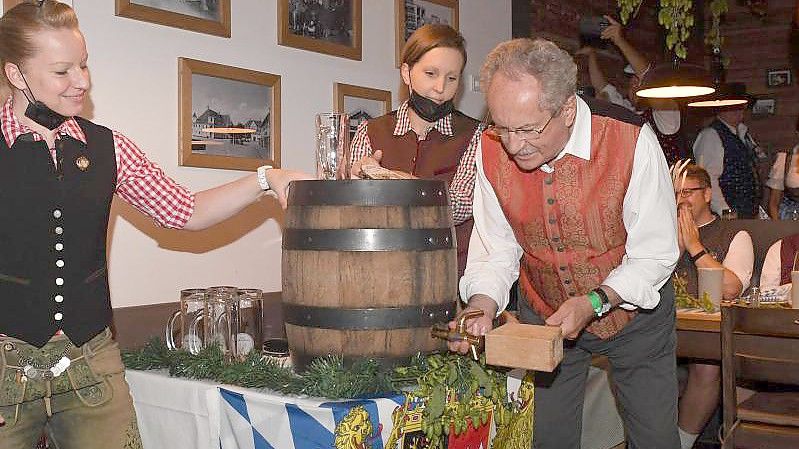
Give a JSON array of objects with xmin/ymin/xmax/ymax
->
[
  {"xmin": 333, "ymin": 83, "xmax": 392, "ymax": 140},
  {"xmin": 115, "ymin": 0, "xmax": 231, "ymax": 38},
  {"xmin": 752, "ymin": 98, "xmax": 776, "ymax": 115},
  {"xmin": 766, "ymin": 69, "xmax": 792, "ymax": 88},
  {"xmin": 179, "ymin": 58, "xmax": 281, "ymax": 171},
  {"xmin": 3, "ymin": 0, "xmax": 71, "ymax": 13},
  {"xmin": 278, "ymin": 0, "xmax": 362, "ymax": 60},
  {"xmin": 395, "ymin": 0, "xmax": 458, "ymax": 66}
]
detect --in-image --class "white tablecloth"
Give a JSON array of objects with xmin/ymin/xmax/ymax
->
[{"xmin": 125, "ymin": 367, "xmax": 624, "ymax": 449}]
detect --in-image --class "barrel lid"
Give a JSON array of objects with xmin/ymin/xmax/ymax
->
[{"xmin": 288, "ymin": 180, "xmax": 450, "ymax": 206}]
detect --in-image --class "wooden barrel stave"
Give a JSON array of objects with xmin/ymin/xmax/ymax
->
[{"xmin": 282, "ymin": 180, "xmax": 457, "ymax": 369}]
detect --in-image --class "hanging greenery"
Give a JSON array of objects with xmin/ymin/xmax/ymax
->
[
  {"xmin": 618, "ymin": 0, "xmax": 645, "ymax": 25},
  {"xmin": 617, "ymin": 0, "xmax": 729, "ymax": 59},
  {"xmin": 705, "ymin": 0, "xmax": 730, "ymax": 49},
  {"xmin": 673, "ymin": 273, "xmax": 717, "ymax": 312}
]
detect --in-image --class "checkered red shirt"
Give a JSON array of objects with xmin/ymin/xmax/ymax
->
[
  {"xmin": 1, "ymin": 97, "xmax": 194, "ymax": 228},
  {"xmin": 349, "ymin": 100, "xmax": 483, "ymax": 225}
]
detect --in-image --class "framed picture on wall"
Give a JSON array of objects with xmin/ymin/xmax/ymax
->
[
  {"xmin": 766, "ymin": 69, "xmax": 792, "ymax": 88},
  {"xmin": 179, "ymin": 58, "xmax": 281, "ymax": 171},
  {"xmin": 751, "ymin": 98, "xmax": 776, "ymax": 115},
  {"xmin": 395, "ymin": 0, "xmax": 458, "ymax": 66},
  {"xmin": 278, "ymin": 0, "xmax": 362, "ymax": 60},
  {"xmin": 3, "ymin": 0, "xmax": 71, "ymax": 13},
  {"xmin": 115, "ymin": 0, "xmax": 231, "ymax": 38},
  {"xmin": 333, "ymin": 83, "xmax": 392, "ymax": 141}
]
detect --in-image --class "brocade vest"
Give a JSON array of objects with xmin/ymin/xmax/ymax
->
[
  {"xmin": 367, "ymin": 110, "xmax": 480, "ymax": 277},
  {"xmin": 674, "ymin": 218, "xmax": 739, "ymax": 296},
  {"xmin": 0, "ymin": 118, "xmax": 117, "ymax": 348},
  {"xmin": 711, "ymin": 119, "xmax": 760, "ymax": 219},
  {"xmin": 780, "ymin": 233, "xmax": 799, "ymax": 286},
  {"xmin": 481, "ymin": 100, "xmax": 642, "ymax": 339}
]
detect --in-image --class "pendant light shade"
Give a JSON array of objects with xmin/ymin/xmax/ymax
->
[
  {"xmin": 687, "ymin": 82, "xmax": 752, "ymax": 108},
  {"xmin": 635, "ymin": 62, "xmax": 716, "ymax": 99}
]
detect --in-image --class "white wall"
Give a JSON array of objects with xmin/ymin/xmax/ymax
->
[{"xmin": 63, "ymin": 0, "xmax": 511, "ymax": 307}]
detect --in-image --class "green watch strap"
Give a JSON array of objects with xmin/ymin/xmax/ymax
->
[{"xmin": 587, "ymin": 291, "xmax": 602, "ymax": 316}]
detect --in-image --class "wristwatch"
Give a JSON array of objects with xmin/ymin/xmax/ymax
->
[{"xmin": 257, "ymin": 165, "xmax": 273, "ymax": 191}]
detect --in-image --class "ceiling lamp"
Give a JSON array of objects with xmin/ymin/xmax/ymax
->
[
  {"xmin": 687, "ymin": 82, "xmax": 752, "ymax": 108},
  {"xmin": 635, "ymin": 61, "xmax": 716, "ymax": 99}
]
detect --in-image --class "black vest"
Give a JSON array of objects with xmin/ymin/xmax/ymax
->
[
  {"xmin": 675, "ymin": 217, "xmax": 739, "ymax": 296},
  {"xmin": 0, "ymin": 118, "xmax": 117, "ymax": 347},
  {"xmin": 711, "ymin": 119, "xmax": 760, "ymax": 218}
]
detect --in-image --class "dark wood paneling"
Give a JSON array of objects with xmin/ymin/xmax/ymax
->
[{"xmin": 717, "ymin": 0, "xmax": 799, "ymax": 154}]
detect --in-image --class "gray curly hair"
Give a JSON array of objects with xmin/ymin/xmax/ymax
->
[{"xmin": 480, "ymin": 38, "xmax": 577, "ymax": 114}]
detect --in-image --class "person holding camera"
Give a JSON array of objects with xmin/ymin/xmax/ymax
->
[{"xmin": 576, "ymin": 15, "xmax": 689, "ymax": 166}]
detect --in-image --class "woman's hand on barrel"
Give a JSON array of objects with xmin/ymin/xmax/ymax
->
[
  {"xmin": 447, "ymin": 294, "xmax": 497, "ymax": 354},
  {"xmin": 350, "ymin": 150, "xmax": 383, "ymax": 179},
  {"xmin": 266, "ymin": 169, "xmax": 314, "ymax": 208}
]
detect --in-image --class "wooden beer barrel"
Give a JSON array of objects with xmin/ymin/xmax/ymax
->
[{"xmin": 282, "ymin": 180, "xmax": 457, "ymax": 370}]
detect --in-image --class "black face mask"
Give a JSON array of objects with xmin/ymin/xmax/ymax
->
[
  {"xmin": 17, "ymin": 67, "xmax": 70, "ymax": 130},
  {"xmin": 24, "ymin": 100, "xmax": 69, "ymax": 130},
  {"xmin": 408, "ymin": 89, "xmax": 454, "ymax": 123}
]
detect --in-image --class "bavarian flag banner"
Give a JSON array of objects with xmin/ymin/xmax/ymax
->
[{"xmin": 218, "ymin": 386, "xmax": 405, "ymax": 449}]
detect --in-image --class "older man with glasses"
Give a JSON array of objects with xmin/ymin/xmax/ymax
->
[
  {"xmin": 672, "ymin": 163, "xmax": 753, "ymax": 449},
  {"xmin": 450, "ymin": 37, "xmax": 680, "ymax": 449}
]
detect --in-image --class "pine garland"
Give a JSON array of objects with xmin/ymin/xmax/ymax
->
[{"xmin": 122, "ymin": 338, "xmax": 421, "ymax": 399}]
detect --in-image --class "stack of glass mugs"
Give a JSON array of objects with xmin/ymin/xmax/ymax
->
[{"xmin": 166, "ymin": 286, "xmax": 264, "ymax": 358}]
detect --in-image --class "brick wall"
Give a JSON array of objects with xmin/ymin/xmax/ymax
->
[
  {"xmin": 513, "ymin": 0, "xmax": 797, "ymax": 156},
  {"xmin": 513, "ymin": 0, "xmax": 705, "ymax": 101}
]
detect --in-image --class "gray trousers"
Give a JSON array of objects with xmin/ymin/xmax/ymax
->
[{"xmin": 519, "ymin": 281, "xmax": 680, "ymax": 449}]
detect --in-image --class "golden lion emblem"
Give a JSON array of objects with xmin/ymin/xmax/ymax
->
[{"xmin": 334, "ymin": 405, "xmax": 375, "ymax": 449}]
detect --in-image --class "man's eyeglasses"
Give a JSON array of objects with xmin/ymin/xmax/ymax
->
[
  {"xmin": 677, "ymin": 187, "xmax": 706, "ymax": 197},
  {"xmin": 485, "ymin": 109, "xmax": 559, "ymax": 142}
]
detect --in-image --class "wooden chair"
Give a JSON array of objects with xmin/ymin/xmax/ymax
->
[{"xmin": 721, "ymin": 304, "xmax": 799, "ymax": 448}]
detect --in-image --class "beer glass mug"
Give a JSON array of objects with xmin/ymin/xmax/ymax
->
[
  {"xmin": 165, "ymin": 289, "xmax": 207, "ymax": 352},
  {"xmin": 315, "ymin": 112, "xmax": 351, "ymax": 180},
  {"xmin": 235, "ymin": 289, "xmax": 264, "ymax": 356},
  {"xmin": 200, "ymin": 286, "xmax": 239, "ymax": 357}
]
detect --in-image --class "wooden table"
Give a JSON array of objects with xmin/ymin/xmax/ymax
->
[{"xmin": 676, "ymin": 309, "xmax": 721, "ymax": 360}]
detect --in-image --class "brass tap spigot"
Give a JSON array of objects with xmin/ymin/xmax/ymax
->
[{"xmin": 431, "ymin": 310, "xmax": 485, "ymax": 360}]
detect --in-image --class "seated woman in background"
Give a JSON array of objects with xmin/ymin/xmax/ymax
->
[
  {"xmin": 348, "ymin": 24, "xmax": 483, "ymax": 276},
  {"xmin": 766, "ymin": 118, "xmax": 799, "ymax": 220},
  {"xmin": 760, "ymin": 233, "xmax": 799, "ymax": 289}
]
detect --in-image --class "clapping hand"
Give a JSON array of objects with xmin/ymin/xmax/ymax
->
[{"xmin": 678, "ymin": 203, "xmax": 703, "ymax": 256}]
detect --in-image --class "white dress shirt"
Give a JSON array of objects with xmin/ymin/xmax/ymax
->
[
  {"xmin": 760, "ymin": 240, "xmax": 784, "ymax": 290},
  {"xmin": 765, "ymin": 146, "xmax": 799, "ymax": 191},
  {"xmin": 460, "ymin": 96, "xmax": 680, "ymax": 313},
  {"xmin": 716, "ymin": 229, "xmax": 755, "ymax": 294},
  {"xmin": 692, "ymin": 120, "xmax": 758, "ymax": 215},
  {"xmin": 599, "ymin": 84, "xmax": 681, "ymax": 135}
]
